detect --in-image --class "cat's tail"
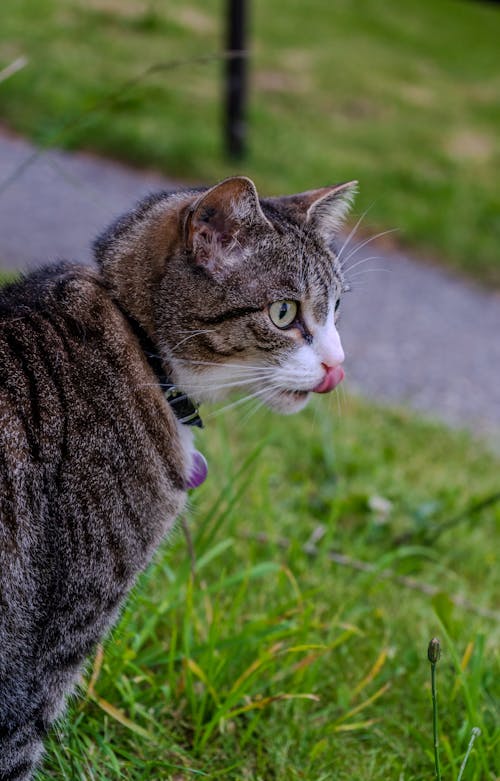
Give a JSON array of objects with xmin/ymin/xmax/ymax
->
[{"xmin": 0, "ymin": 723, "xmax": 45, "ymax": 781}]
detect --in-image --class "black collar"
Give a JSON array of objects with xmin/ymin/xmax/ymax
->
[{"xmin": 121, "ymin": 308, "xmax": 203, "ymax": 429}]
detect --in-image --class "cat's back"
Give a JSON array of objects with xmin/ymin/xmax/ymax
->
[
  {"xmin": 0, "ymin": 261, "xmax": 124, "ymax": 369},
  {"xmin": 0, "ymin": 263, "xmax": 131, "ymax": 474},
  {"xmin": 0, "ymin": 261, "xmax": 116, "ymax": 397},
  {"xmin": 0, "ymin": 261, "xmax": 176, "ymax": 445},
  {"xmin": 0, "ymin": 263, "xmax": 112, "ymax": 485},
  {"xmin": 0, "ymin": 262, "xmax": 187, "ymax": 577}
]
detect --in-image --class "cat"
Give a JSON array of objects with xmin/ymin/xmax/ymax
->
[{"xmin": 0, "ymin": 175, "xmax": 356, "ymax": 780}]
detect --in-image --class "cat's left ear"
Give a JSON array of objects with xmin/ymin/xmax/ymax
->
[
  {"xmin": 305, "ymin": 181, "xmax": 358, "ymax": 241},
  {"xmin": 268, "ymin": 181, "xmax": 358, "ymax": 242},
  {"xmin": 185, "ymin": 176, "xmax": 272, "ymax": 275}
]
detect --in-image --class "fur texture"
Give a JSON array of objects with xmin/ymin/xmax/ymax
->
[{"xmin": 0, "ymin": 176, "xmax": 355, "ymax": 780}]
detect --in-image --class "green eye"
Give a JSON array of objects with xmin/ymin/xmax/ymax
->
[{"xmin": 269, "ymin": 300, "xmax": 298, "ymax": 328}]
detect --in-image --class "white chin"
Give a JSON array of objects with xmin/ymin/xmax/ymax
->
[{"xmin": 265, "ymin": 390, "xmax": 311, "ymax": 415}]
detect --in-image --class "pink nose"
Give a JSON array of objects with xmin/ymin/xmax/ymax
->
[{"xmin": 312, "ymin": 364, "xmax": 345, "ymax": 394}]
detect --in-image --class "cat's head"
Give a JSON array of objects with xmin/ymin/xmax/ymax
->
[{"xmin": 95, "ymin": 176, "xmax": 357, "ymax": 415}]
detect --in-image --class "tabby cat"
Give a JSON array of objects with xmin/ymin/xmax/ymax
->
[{"xmin": 0, "ymin": 175, "xmax": 356, "ymax": 780}]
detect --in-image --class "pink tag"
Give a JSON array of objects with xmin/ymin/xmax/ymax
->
[{"xmin": 186, "ymin": 450, "xmax": 208, "ymax": 489}]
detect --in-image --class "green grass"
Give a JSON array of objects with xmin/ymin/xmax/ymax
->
[
  {"xmin": 0, "ymin": 271, "xmax": 20, "ymax": 285},
  {"xmin": 1, "ymin": 0, "xmax": 500, "ymax": 284},
  {"xmin": 37, "ymin": 397, "xmax": 500, "ymax": 780}
]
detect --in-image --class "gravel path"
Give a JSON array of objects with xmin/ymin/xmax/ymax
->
[{"xmin": 0, "ymin": 131, "xmax": 498, "ymax": 443}]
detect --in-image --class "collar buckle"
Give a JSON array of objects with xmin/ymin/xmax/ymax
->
[{"xmin": 164, "ymin": 384, "xmax": 204, "ymax": 428}]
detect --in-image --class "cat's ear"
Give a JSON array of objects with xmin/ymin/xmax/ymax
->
[
  {"xmin": 185, "ymin": 176, "xmax": 272, "ymax": 274},
  {"xmin": 305, "ymin": 181, "xmax": 358, "ymax": 240},
  {"xmin": 268, "ymin": 181, "xmax": 357, "ymax": 241}
]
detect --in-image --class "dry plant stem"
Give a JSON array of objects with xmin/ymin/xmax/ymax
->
[
  {"xmin": 430, "ymin": 661, "xmax": 441, "ymax": 781},
  {"xmin": 427, "ymin": 490, "xmax": 500, "ymax": 541},
  {"xmin": 0, "ymin": 56, "xmax": 28, "ymax": 85},
  {"xmin": 396, "ymin": 490, "xmax": 500, "ymax": 545},
  {"xmin": 457, "ymin": 727, "xmax": 481, "ymax": 781},
  {"xmin": 239, "ymin": 527, "xmax": 500, "ymax": 621}
]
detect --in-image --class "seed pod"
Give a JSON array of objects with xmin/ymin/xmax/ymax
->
[{"xmin": 428, "ymin": 637, "xmax": 441, "ymax": 664}]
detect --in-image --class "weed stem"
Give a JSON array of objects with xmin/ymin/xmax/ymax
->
[
  {"xmin": 428, "ymin": 638, "xmax": 441, "ymax": 781},
  {"xmin": 457, "ymin": 727, "xmax": 481, "ymax": 781}
]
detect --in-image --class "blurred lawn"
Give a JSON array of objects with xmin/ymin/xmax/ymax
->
[{"xmin": 0, "ymin": 0, "xmax": 499, "ymax": 284}]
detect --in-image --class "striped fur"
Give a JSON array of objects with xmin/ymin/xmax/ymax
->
[{"xmin": 0, "ymin": 176, "xmax": 355, "ymax": 779}]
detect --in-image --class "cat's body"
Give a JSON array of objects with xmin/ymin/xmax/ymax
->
[{"xmin": 0, "ymin": 176, "xmax": 355, "ymax": 780}]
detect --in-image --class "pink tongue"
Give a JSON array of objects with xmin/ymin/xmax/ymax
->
[{"xmin": 312, "ymin": 365, "xmax": 345, "ymax": 394}]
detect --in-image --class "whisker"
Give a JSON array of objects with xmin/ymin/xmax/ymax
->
[
  {"xmin": 346, "ymin": 281, "xmax": 379, "ymax": 292},
  {"xmin": 239, "ymin": 394, "xmax": 272, "ymax": 425},
  {"xmin": 347, "ymin": 268, "xmax": 391, "ymax": 282},
  {"xmin": 339, "ymin": 381, "xmax": 348, "ymax": 410},
  {"xmin": 342, "ymin": 254, "xmax": 384, "ymax": 275},
  {"xmin": 180, "ymin": 375, "xmax": 275, "ymax": 393},
  {"xmin": 206, "ymin": 384, "xmax": 281, "ymax": 419},
  {"xmin": 135, "ymin": 374, "xmax": 273, "ymax": 395},
  {"xmin": 337, "ymin": 203, "xmax": 376, "ymax": 265},
  {"xmin": 175, "ymin": 328, "xmax": 213, "ymax": 334},
  {"xmin": 335, "ymin": 384, "xmax": 342, "ymax": 419},
  {"xmin": 311, "ymin": 392, "xmax": 321, "ymax": 429},
  {"xmin": 174, "ymin": 357, "xmax": 275, "ymax": 373},
  {"xmin": 243, "ymin": 382, "xmax": 291, "ymax": 423},
  {"xmin": 171, "ymin": 329, "xmax": 216, "ymax": 352},
  {"xmin": 341, "ymin": 228, "xmax": 399, "ymax": 267},
  {"xmin": 251, "ymin": 384, "xmax": 289, "ymax": 415}
]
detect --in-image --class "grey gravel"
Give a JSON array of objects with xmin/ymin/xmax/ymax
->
[{"xmin": 0, "ymin": 131, "xmax": 498, "ymax": 444}]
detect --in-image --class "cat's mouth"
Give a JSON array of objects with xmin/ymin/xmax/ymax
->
[
  {"xmin": 272, "ymin": 366, "xmax": 345, "ymax": 414},
  {"xmin": 281, "ymin": 366, "xmax": 345, "ymax": 399},
  {"xmin": 281, "ymin": 389, "xmax": 309, "ymax": 400}
]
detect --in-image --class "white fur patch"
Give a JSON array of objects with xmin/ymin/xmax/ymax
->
[
  {"xmin": 177, "ymin": 419, "xmax": 196, "ymax": 480},
  {"xmin": 310, "ymin": 303, "xmax": 345, "ymax": 368},
  {"xmin": 170, "ymin": 359, "xmax": 254, "ymax": 404}
]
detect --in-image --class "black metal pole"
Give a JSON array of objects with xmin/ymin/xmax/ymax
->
[{"xmin": 225, "ymin": 0, "xmax": 247, "ymax": 159}]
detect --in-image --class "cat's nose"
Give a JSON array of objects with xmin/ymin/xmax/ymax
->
[
  {"xmin": 312, "ymin": 363, "xmax": 345, "ymax": 394},
  {"xmin": 318, "ymin": 324, "xmax": 345, "ymax": 368}
]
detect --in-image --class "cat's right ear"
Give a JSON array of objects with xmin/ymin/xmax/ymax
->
[{"xmin": 184, "ymin": 176, "xmax": 272, "ymax": 275}]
